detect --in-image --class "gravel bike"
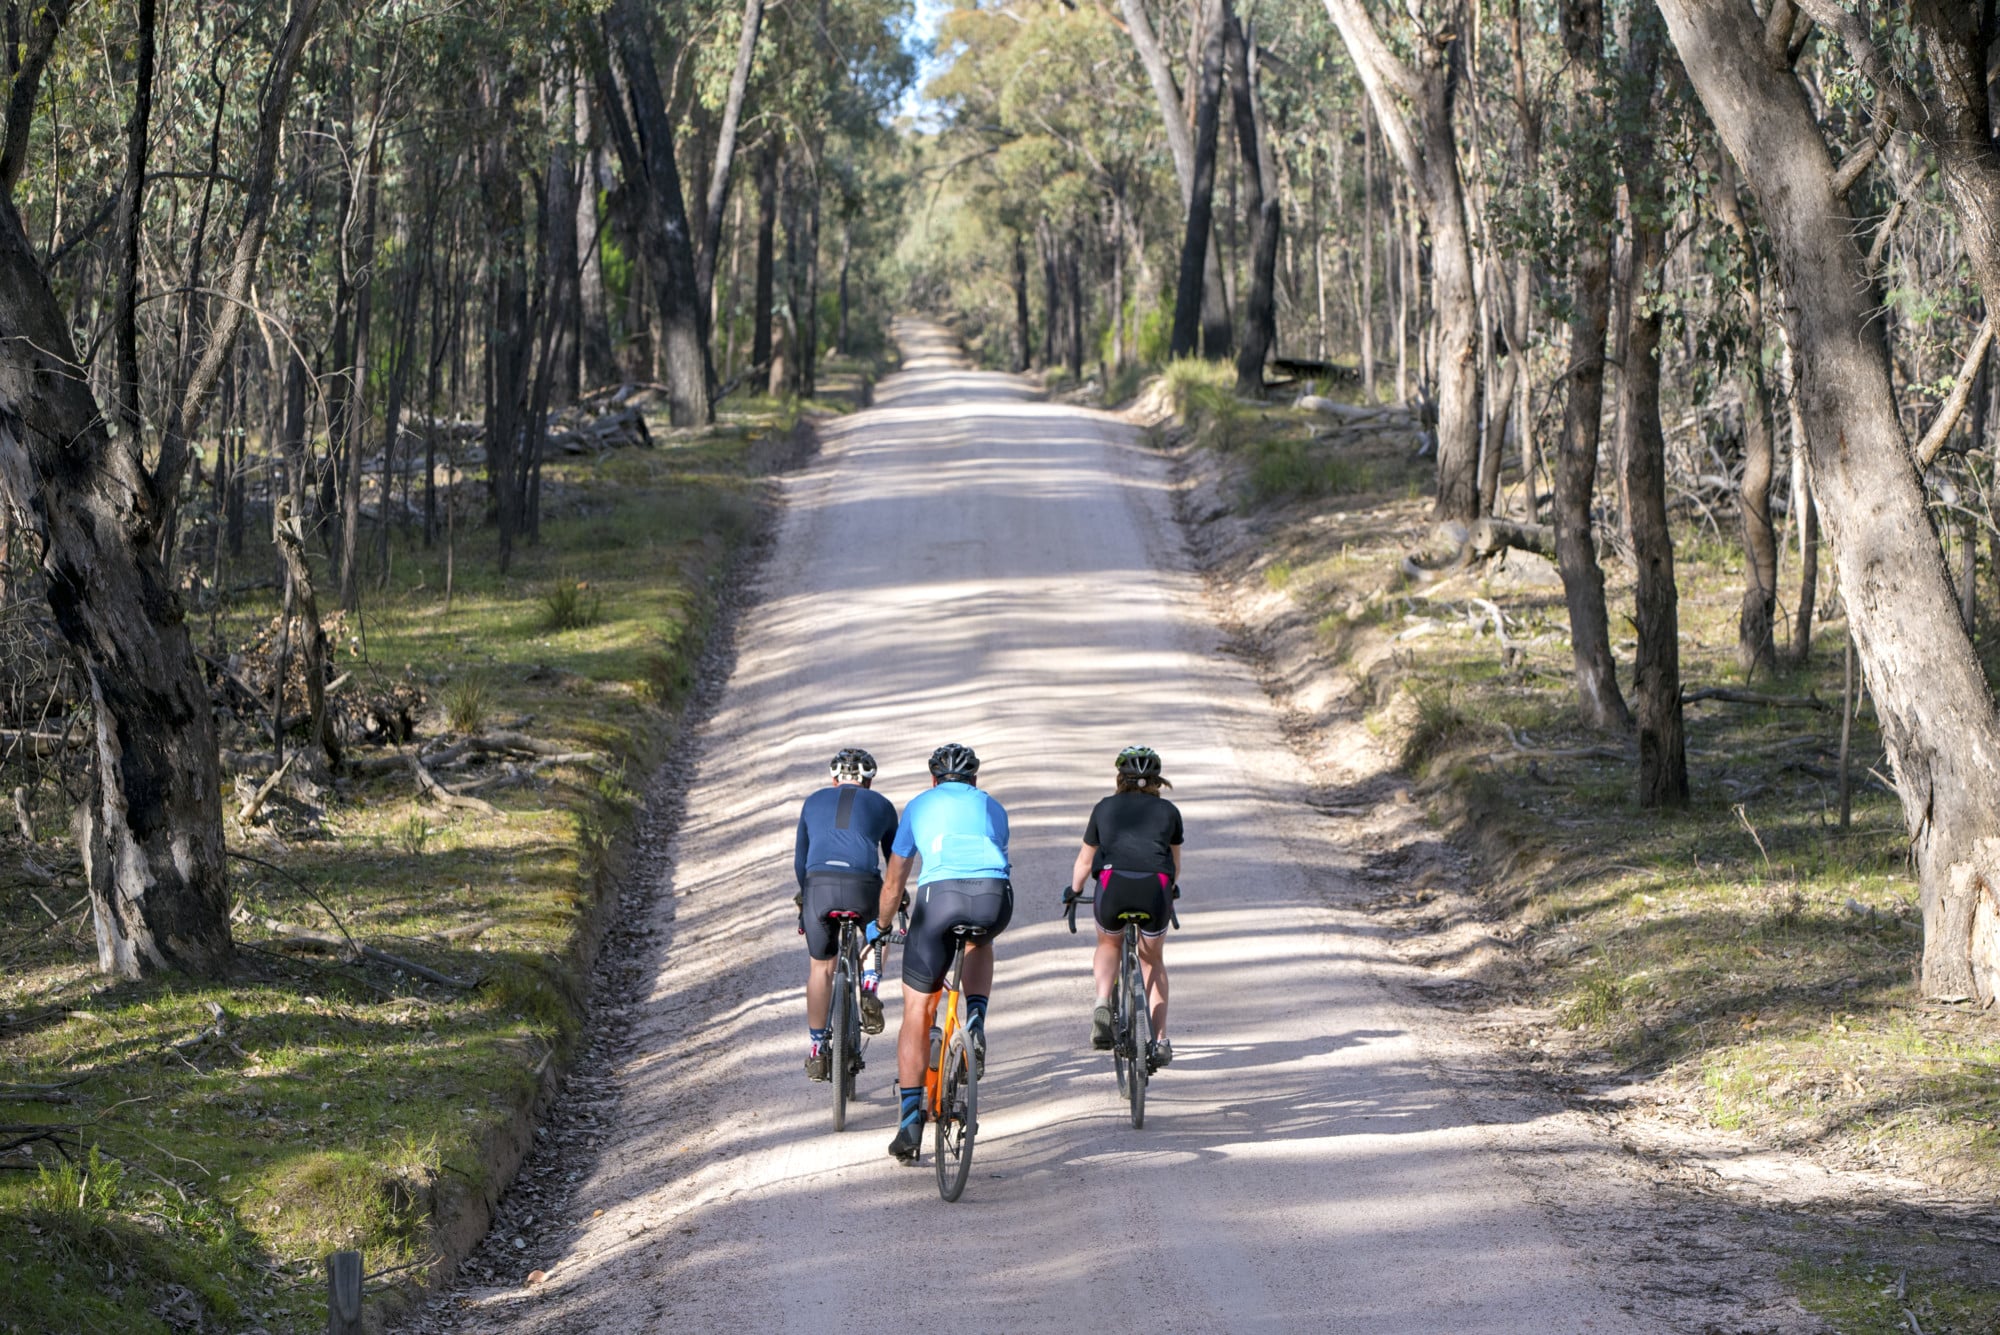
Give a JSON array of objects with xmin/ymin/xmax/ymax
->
[
  {"xmin": 1065, "ymin": 885, "xmax": 1176, "ymax": 1129},
  {"xmin": 924, "ymin": 925, "xmax": 985, "ymax": 1201},
  {"xmin": 823, "ymin": 910, "xmax": 882, "ymax": 1132}
]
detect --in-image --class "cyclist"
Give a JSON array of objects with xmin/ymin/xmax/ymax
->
[
  {"xmin": 1067, "ymin": 745, "xmax": 1182, "ymax": 1069},
  {"xmin": 869, "ymin": 742, "xmax": 1012, "ymax": 1163},
  {"xmin": 794, "ymin": 748, "xmax": 898, "ymax": 1082}
]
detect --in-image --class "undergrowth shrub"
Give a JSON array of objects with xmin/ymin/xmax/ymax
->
[
  {"xmin": 442, "ymin": 675, "xmax": 491, "ymax": 734},
  {"xmin": 1248, "ymin": 436, "xmax": 1376, "ymax": 500},
  {"xmin": 1399, "ymin": 683, "xmax": 1478, "ymax": 773},
  {"xmin": 1165, "ymin": 358, "xmax": 1253, "ymax": 451},
  {"xmin": 542, "ymin": 577, "xmax": 603, "ymax": 631}
]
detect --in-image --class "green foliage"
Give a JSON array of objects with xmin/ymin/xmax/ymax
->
[
  {"xmin": 541, "ymin": 576, "xmax": 604, "ymax": 632},
  {"xmin": 443, "ymin": 674, "xmax": 492, "ymax": 735},
  {"xmin": 1398, "ymin": 683, "xmax": 1477, "ymax": 772}
]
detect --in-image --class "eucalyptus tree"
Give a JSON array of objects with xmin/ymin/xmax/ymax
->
[
  {"xmin": 0, "ymin": 0, "xmax": 325, "ymax": 977},
  {"xmin": 1656, "ymin": 0, "xmax": 2000, "ymax": 999},
  {"xmin": 1317, "ymin": 0, "xmax": 1483, "ymax": 523}
]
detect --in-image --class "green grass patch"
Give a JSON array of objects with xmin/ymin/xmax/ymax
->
[
  {"xmin": 0, "ymin": 383, "xmax": 836, "ymax": 1331},
  {"xmin": 1784, "ymin": 1254, "xmax": 2000, "ymax": 1334}
]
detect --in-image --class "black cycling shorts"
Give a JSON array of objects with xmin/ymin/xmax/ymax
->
[
  {"xmin": 802, "ymin": 871, "xmax": 882, "ymax": 961},
  {"xmin": 901, "ymin": 877, "xmax": 1012, "ymax": 993},
  {"xmin": 1094, "ymin": 868, "xmax": 1170, "ymax": 938}
]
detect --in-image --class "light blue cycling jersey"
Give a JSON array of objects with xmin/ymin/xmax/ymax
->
[{"xmin": 891, "ymin": 780, "xmax": 1010, "ymax": 886}]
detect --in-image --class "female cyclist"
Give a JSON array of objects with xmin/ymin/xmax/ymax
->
[{"xmin": 1067, "ymin": 745, "xmax": 1182, "ymax": 1068}]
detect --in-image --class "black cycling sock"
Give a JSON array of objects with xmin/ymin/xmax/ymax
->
[
  {"xmin": 965, "ymin": 994, "xmax": 988, "ymax": 1028},
  {"xmin": 898, "ymin": 1085, "xmax": 924, "ymax": 1130}
]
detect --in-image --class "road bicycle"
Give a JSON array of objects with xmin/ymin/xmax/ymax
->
[
  {"xmin": 923, "ymin": 925, "xmax": 985, "ymax": 1201},
  {"xmin": 1065, "ymin": 885, "xmax": 1176, "ymax": 1129},
  {"xmin": 823, "ymin": 910, "xmax": 886, "ymax": 1132}
]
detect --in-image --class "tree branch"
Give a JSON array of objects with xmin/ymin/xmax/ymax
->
[
  {"xmin": 1318, "ymin": 0, "xmax": 1425, "ymax": 185},
  {"xmin": 153, "ymin": 0, "xmax": 325, "ymax": 504},
  {"xmin": 1916, "ymin": 318, "xmax": 1995, "ymax": 468},
  {"xmin": 0, "ymin": 0, "xmax": 79, "ymax": 198}
]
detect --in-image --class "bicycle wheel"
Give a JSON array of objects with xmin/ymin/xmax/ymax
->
[
  {"xmin": 829, "ymin": 957, "xmax": 851, "ymax": 1133},
  {"xmin": 934, "ymin": 1034, "xmax": 977, "ymax": 1202},
  {"xmin": 1123, "ymin": 943, "xmax": 1150, "ymax": 1129}
]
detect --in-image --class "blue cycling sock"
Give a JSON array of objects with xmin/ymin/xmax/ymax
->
[
  {"xmin": 965, "ymin": 994, "xmax": 988, "ymax": 1028},
  {"xmin": 898, "ymin": 1085, "xmax": 924, "ymax": 1130},
  {"xmin": 809, "ymin": 1026, "xmax": 829, "ymax": 1046}
]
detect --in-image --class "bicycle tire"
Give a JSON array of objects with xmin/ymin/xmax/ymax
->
[
  {"xmin": 934, "ymin": 1036, "xmax": 977, "ymax": 1202},
  {"xmin": 830, "ymin": 947, "xmax": 851, "ymax": 1132},
  {"xmin": 1123, "ymin": 939, "xmax": 1149, "ymax": 1128}
]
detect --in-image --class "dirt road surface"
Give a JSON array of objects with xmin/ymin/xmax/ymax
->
[{"xmin": 435, "ymin": 322, "xmax": 1685, "ymax": 1333}]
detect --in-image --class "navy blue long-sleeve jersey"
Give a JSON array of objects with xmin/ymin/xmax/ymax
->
[{"xmin": 794, "ymin": 783, "xmax": 899, "ymax": 889}]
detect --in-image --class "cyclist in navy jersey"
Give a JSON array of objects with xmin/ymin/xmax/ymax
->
[
  {"xmin": 794, "ymin": 748, "xmax": 898, "ymax": 1081},
  {"xmin": 1067, "ymin": 746, "xmax": 1182, "ymax": 1068}
]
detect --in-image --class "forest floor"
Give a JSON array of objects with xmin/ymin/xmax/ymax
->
[
  {"xmin": 0, "ymin": 362, "xmax": 873, "ymax": 1334},
  {"xmin": 1131, "ymin": 359, "xmax": 2000, "ymax": 1333}
]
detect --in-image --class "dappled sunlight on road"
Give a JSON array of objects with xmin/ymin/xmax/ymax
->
[{"xmin": 451, "ymin": 319, "xmax": 1649, "ymax": 1335}]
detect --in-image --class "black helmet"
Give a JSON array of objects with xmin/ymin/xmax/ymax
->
[
  {"xmin": 928, "ymin": 742, "xmax": 980, "ymax": 783},
  {"xmin": 1115, "ymin": 745, "xmax": 1163, "ymax": 780},
  {"xmin": 829, "ymin": 748, "xmax": 877, "ymax": 783}
]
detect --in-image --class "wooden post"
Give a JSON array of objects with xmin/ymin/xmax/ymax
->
[{"xmin": 328, "ymin": 1250, "xmax": 364, "ymax": 1335}]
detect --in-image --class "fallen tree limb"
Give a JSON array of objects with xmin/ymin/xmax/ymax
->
[
  {"xmin": 237, "ymin": 751, "xmax": 298, "ymax": 825},
  {"xmin": 1468, "ymin": 517, "xmax": 1556, "ymax": 559},
  {"xmin": 1682, "ymin": 686, "xmax": 1830, "ymax": 712},
  {"xmin": 409, "ymin": 750, "xmax": 502, "ymax": 817},
  {"xmin": 261, "ymin": 918, "xmax": 477, "ymax": 989}
]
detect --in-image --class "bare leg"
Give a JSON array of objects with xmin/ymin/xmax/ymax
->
[
  {"xmin": 897, "ymin": 985, "xmax": 942, "ymax": 1087},
  {"xmin": 1138, "ymin": 934, "xmax": 1169, "ymax": 1037},
  {"xmin": 805, "ymin": 955, "xmax": 835, "ymax": 1029},
  {"xmin": 1092, "ymin": 930, "xmax": 1119, "ymax": 1002}
]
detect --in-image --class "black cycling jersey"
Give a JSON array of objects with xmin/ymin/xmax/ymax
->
[{"xmin": 1084, "ymin": 790, "xmax": 1183, "ymax": 879}]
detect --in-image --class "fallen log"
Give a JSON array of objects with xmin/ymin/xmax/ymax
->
[
  {"xmin": 409, "ymin": 750, "xmax": 502, "ymax": 817},
  {"xmin": 262, "ymin": 919, "xmax": 477, "ymax": 989},
  {"xmin": 1681, "ymin": 686, "xmax": 1829, "ymax": 712},
  {"xmin": 1468, "ymin": 517, "xmax": 1556, "ymax": 559},
  {"xmin": 1295, "ymin": 394, "xmax": 1416, "ymax": 422}
]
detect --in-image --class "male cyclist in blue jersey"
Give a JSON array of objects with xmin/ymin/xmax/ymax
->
[
  {"xmin": 868, "ymin": 742, "xmax": 1012, "ymax": 1164},
  {"xmin": 795, "ymin": 748, "xmax": 898, "ymax": 1081}
]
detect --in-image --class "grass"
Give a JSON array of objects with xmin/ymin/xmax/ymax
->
[
  {"xmin": 1160, "ymin": 380, "xmax": 2000, "ymax": 1316},
  {"xmin": 1784, "ymin": 1254, "xmax": 2000, "ymax": 1333},
  {"xmin": 0, "ymin": 373, "xmax": 858, "ymax": 1332}
]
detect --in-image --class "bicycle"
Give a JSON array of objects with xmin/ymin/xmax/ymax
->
[
  {"xmin": 1064, "ymin": 886, "xmax": 1176, "ymax": 1129},
  {"xmin": 823, "ymin": 910, "xmax": 885, "ymax": 1132},
  {"xmin": 923, "ymin": 924, "xmax": 985, "ymax": 1202}
]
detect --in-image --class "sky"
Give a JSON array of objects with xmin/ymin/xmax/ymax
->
[{"xmin": 898, "ymin": 0, "xmax": 954, "ymax": 129}]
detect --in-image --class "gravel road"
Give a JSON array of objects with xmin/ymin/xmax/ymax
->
[{"xmin": 441, "ymin": 320, "xmax": 1657, "ymax": 1334}]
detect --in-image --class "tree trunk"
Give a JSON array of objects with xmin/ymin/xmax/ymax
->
[
  {"xmin": 338, "ymin": 102, "xmax": 382, "ymax": 611},
  {"xmin": 0, "ymin": 201, "xmax": 230, "ymax": 977},
  {"xmin": 1013, "ymin": 232, "xmax": 1031, "ymax": 373},
  {"xmin": 696, "ymin": 0, "xmax": 764, "ymax": 318},
  {"xmin": 1226, "ymin": 3, "xmax": 1279, "ymax": 395},
  {"xmin": 1319, "ymin": 0, "xmax": 1480, "ymax": 520},
  {"xmin": 751, "ymin": 143, "xmax": 778, "ymax": 371},
  {"xmin": 274, "ymin": 496, "xmax": 340, "ymax": 769},
  {"xmin": 597, "ymin": 0, "xmax": 711, "ymax": 425},
  {"xmin": 1660, "ymin": 0, "xmax": 2000, "ymax": 1001},
  {"xmin": 1065, "ymin": 244, "xmax": 1084, "ymax": 382},
  {"xmin": 1416, "ymin": 33, "xmax": 1480, "ymax": 523},
  {"xmin": 1616, "ymin": 2, "xmax": 1686, "ymax": 807},
  {"xmin": 1118, "ymin": 0, "xmax": 1230, "ymax": 356},
  {"xmin": 1170, "ymin": 0, "xmax": 1226, "ymax": 361},
  {"xmin": 1552, "ymin": 0, "xmax": 1630, "ymax": 732}
]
